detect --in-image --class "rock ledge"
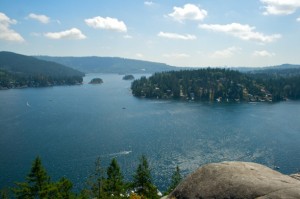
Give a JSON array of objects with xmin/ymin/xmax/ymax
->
[{"xmin": 169, "ymin": 161, "xmax": 300, "ymax": 199}]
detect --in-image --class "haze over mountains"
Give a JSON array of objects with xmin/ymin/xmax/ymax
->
[
  {"xmin": 36, "ymin": 55, "xmax": 300, "ymax": 75},
  {"xmin": 36, "ymin": 56, "xmax": 176, "ymax": 74}
]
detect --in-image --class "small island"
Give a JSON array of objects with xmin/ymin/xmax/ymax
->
[
  {"xmin": 89, "ymin": 78, "xmax": 103, "ymax": 84},
  {"xmin": 122, "ymin": 74, "xmax": 135, "ymax": 80}
]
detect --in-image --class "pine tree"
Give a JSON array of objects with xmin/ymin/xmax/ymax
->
[
  {"xmin": 0, "ymin": 188, "xmax": 10, "ymax": 199},
  {"xmin": 132, "ymin": 155, "xmax": 158, "ymax": 199},
  {"xmin": 86, "ymin": 157, "xmax": 106, "ymax": 199},
  {"xmin": 167, "ymin": 166, "xmax": 182, "ymax": 194},
  {"xmin": 48, "ymin": 177, "xmax": 73, "ymax": 198},
  {"xmin": 14, "ymin": 156, "xmax": 50, "ymax": 199},
  {"xmin": 105, "ymin": 158, "xmax": 124, "ymax": 197}
]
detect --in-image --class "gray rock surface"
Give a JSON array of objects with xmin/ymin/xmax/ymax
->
[{"xmin": 168, "ymin": 161, "xmax": 300, "ymax": 199}]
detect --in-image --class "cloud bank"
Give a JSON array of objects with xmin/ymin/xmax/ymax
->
[
  {"xmin": 0, "ymin": 12, "xmax": 24, "ymax": 42},
  {"xmin": 44, "ymin": 28, "xmax": 86, "ymax": 40},
  {"xmin": 199, "ymin": 23, "xmax": 281, "ymax": 43},
  {"xmin": 260, "ymin": 0, "xmax": 300, "ymax": 15},
  {"xmin": 85, "ymin": 16, "xmax": 127, "ymax": 32}
]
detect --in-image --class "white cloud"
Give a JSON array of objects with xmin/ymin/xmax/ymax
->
[
  {"xmin": 0, "ymin": 12, "xmax": 24, "ymax": 42},
  {"xmin": 260, "ymin": 0, "xmax": 300, "ymax": 15},
  {"xmin": 297, "ymin": 17, "xmax": 300, "ymax": 21},
  {"xmin": 44, "ymin": 28, "xmax": 86, "ymax": 40},
  {"xmin": 210, "ymin": 47, "xmax": 241, "ymax": 58},
  {"xmin": 253, "ymin": 50, "xmax": 275, "ymax": 57},
  {"xmin": 28, "ymin": 13, "xmax": 50, "ymax": 24},
  {"xmin": 158, "ymin": 32, "xmax": 196, "ymax": 40},
  {"xmin": 163, "ymin": 53, "xmax": 190, "ymax": 58},
  {"xmin": 199, "ymin": 23, "xmax": 281, "ymax": 43},
  {"xmin": 85, "ymin": 16, "xmax": 127, "ymax": 32},
  {"xmin": 168, "ymin": 4, "xmax": 207, "ymax": 23},
  {"xmin": 144, "ymin": 1, "xmax": 154, "ymax": 6}
]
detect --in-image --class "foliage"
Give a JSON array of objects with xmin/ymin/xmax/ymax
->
[
  {"xmin": 13, "ymin": 156, "xmax": 50, "ymax": 198},
  {"xmin": 129, "ymin": 193, "xmax": 142, "ymax": 199},
  {"xmin": 36, "ymin": 56, "xmax": 175, "ymax": 74},
  {"xmin": 0, "ymin": 188, "xmax": 10, "ymax": 199},
  {"xmin": 13, "ymin": 157, "xmax": 75, "ymax": 199},
  {"xmin": 0, "ymin": 51, "xmax": 84, "ymax": 89},
  {"xmin": 132, "ymin": 155, "xmax": 159, "ymax": 199},
  {"xmin": 166, "ymin": 166, "xmax": 182, "ymax": 194},
  {"xmin": 89, "ymin": 78, "xmax": 103, "ymax": 84},
  {"xmin": 123, "ymin": 75, "xmax": 135, "ymax": 80},
  {"xmin": 105, "ymin": 158, "xmax": 125, "ymax": 197},
  {"xmin": 85, "ymin": 157, "xmax": 107, "ymax": 199},
  {"xmin": 131, "ymin": 68, "xmax": 300, "ymax": 102},
  {"xmin": 9, "ymin": 155, "xmax": 164, "ymax": 199}
]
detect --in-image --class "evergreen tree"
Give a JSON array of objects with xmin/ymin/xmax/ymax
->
[
  {"xmin": 86, "ymin": 157, "xmax": 106, "ymax": 199},
  {"xmin": 13, "ymin": 156, "xmax": 50, "ymax": 199},
  {"xmin": 105, "ymin": 158, "xmax": 124, "ymax": 197},
  {"xmin": 166, "ymin": 166, "xmax": 182, "ymax": 194},
  {"xmin": 46, "ymin": 177, "xmax": 74, "ymax": 199},
  {"xmin": 0, "ymin": 188, "xmax": 9, "ymax": 199},
  {"xmin": 132, "ymin": 155, "xmax": 158, "ymax": 199}
]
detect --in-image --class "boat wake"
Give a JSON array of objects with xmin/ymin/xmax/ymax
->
[
  {"xmin": 26, "ymin": 102, "xmax": 31, "ymax": 107},
  {"xmin": 108, "ymin": 150, "xmax": 132, "ymax": 157}
]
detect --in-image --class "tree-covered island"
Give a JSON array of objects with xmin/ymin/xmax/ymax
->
[
  {"xmin": 131, "ymin": 68, "xmax": 300, "ymax": 102},
  {"xmin": 122, "ymin": 74, "xmax": 135, "ymax": 80},
  {"xmin": 89, "ymin": 78, "xmax": 103, "ymax": 84}
]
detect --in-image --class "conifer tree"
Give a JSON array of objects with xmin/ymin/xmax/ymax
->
[
  {"xmin": 14, "ymin": 156, "xmax": 50, "ymax": 198},
  {"xmin": 167, "ymin": 165, "xmax": 182, "ymax": 194},
  {"xmin": 133, "ymin": 155, "xmax": 158, "ymax": 199},
  {"xmin": 86, "ymin": 157, "xmax": 106, "ymax": 199},
  {"xmin": 105, "ymin": 158, "xmax": 124, "ymax": 197}
]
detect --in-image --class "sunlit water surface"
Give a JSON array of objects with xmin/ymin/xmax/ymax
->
[{"xmin": 1, "ymin": 74, "xmax": 300, "ymax": 191}]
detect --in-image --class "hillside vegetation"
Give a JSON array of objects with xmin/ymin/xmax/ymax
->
[
  {"xmin": 131, "ymin": 68, "xmax": 300, "ymax": 102},
  {"xmin": 36, "ymin": 56, "xmax": 176, "ymax": 74},
  {"xmin": 0, "ymin": 52, "xmax": 84, "ymax": 89}
]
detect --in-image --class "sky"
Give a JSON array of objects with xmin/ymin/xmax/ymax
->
[{"xmin": 1, "ymin": 0, "xmax": 300, "ymax": 67}]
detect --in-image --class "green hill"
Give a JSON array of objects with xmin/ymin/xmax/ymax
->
[
  {"xmin": 36, "ymin": 56, "xmax": 176, "ymax": 74},
  {"xmin": 0, "ymin": 51, "xmax": 84, "ymax": 89}
]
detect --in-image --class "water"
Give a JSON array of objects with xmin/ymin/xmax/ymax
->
[{"xmin": 1, "ymin": 73, "xmax": 300, "ymax": 191}]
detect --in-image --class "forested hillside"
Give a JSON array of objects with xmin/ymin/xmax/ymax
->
[
  {"xmin": 0, "ymin": 52, "xmax": 84, "ymax": 89},
  {"xmin": 36, "ymin": 56, "xmax": 176, "ymax": 74},
  {"xmin": 131, "ymin": 68, "xmax": 300, "ymax": 102}
]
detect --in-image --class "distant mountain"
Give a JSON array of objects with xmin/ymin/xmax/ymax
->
[
  {"xmin": 0, "ymin": 51, "xmax": 84, "ymax": 89},
  {"xmin": 36, "ymin": 56, "xmax": 177, "ymax": 74},
  {"xmin": 0, "ymin": 51, "xmax": 84, "ymax": 77},
  {"xmin": 245, "ymin": 64, "xmax": 300, "ymax": 78},
  {"xmin": 234, "ymin": 64, "xmax": 300, "ymax": 73}
]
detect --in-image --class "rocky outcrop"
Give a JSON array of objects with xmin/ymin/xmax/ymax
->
[{"xmin": 168, "ymin": 161, "xmax": 300, "ymax": 199}]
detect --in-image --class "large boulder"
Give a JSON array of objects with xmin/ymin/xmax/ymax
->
[{"xmin": 169, "ymin": 161, "xmax": 300, "ymax": 199}]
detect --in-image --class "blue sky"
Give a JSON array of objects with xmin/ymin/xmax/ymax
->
[{"xmin": 1, "ymin": 0, "xmax": 300, "ymax": 67}]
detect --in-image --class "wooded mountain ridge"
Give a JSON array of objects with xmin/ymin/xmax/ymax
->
[
  {"xmin": 0, "ymin": 52, "xmax": 84, "ymax": 89},
  {"xmin": 36, "ymin": 56, "xmax": 175, "ymax": 74},
  {"xmin": 37, "ymin": 55, "xmax": 300, "ymax": 75}
]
